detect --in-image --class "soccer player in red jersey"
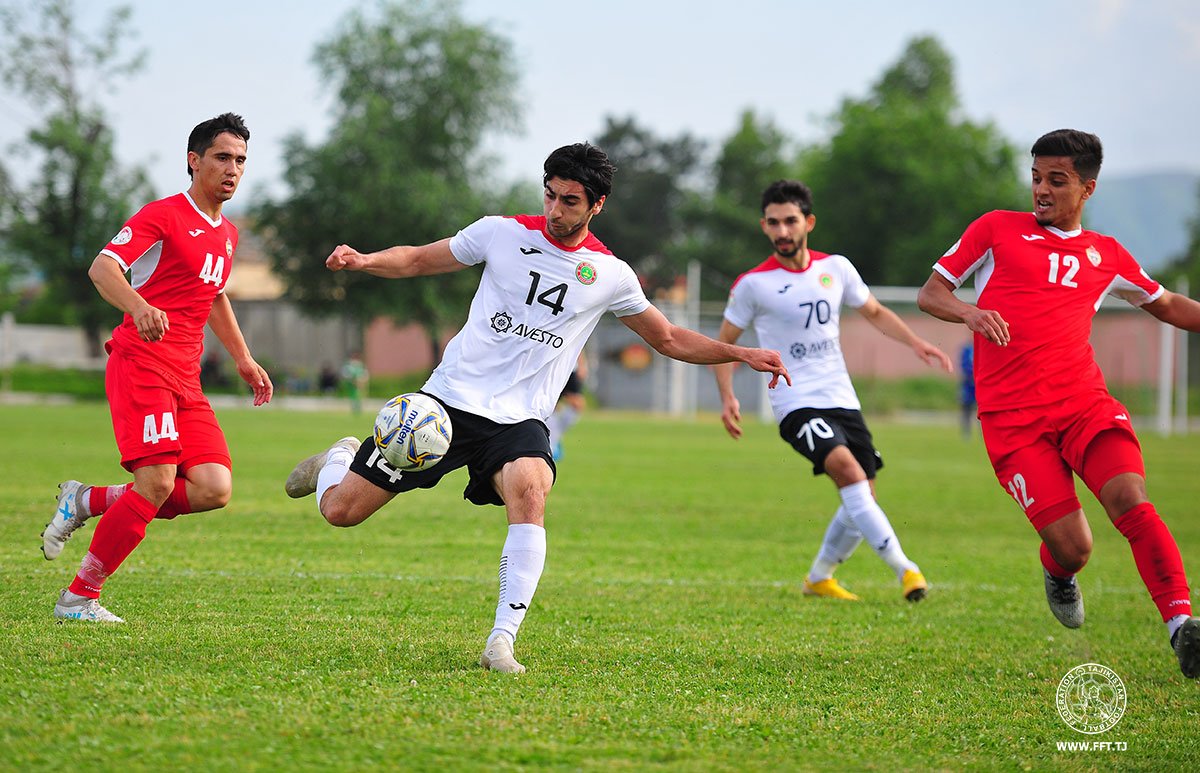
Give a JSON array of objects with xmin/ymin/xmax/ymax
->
[
  {"xmin": 42, "ymin": 113, "xmax": 273, "ymax": 623},
  {"xmin": 918, "ymin": 128, "xmax": 1200, "ymax": 678}
]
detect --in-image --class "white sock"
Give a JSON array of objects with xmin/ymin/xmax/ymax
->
[
  {"xmin": 1168, "ymin": 613, "xmax": 1191, "ymax": 641},
  {"xmin": 808, "ymin": 506, "xmax": 863, "ymax": 582},
  {"xmin": 838, "ymin": 480, "xmax": 917, "ymax": 580},
  {"xmin": 315, "ymin": 446, "xmax": 355, "ymax": 508},
  {"xmin": 546, "ymin": 413, "xmax": 563, "ymax": 448},
  {"xmin": 558, "ymin": 405, "xmax": 579, "ymax": 433},
  {"xmin": 489, "ymin": 523, "xmax": 547, "ymax": 644}
]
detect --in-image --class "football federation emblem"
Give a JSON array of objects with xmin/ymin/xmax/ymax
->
[
  {"xmin": 226, "ymin": 238, "xmax": 234, "ymax": 258},
  {"xmin": 576, "ymin": 262, "xmax": 597, "ymax": 285},
  {"xmin": 1056, "ymin": 663, "xmax": 1126, "ymax": 734},
  {"xmin": 1086, "ymin": 246, "xmax": 1102, "ymax": 267},
  {"xmin": 112, "ymin": 226, "xmax": 133, "ymax": 246},
  {"xmin": 819, "ymin": 274, "xmax": 834, "ymax": 288}
]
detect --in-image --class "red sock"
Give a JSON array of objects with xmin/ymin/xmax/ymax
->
[
  {"xmin": 1040, "ymin": 542, "xmax": 1075, "ymax": 578},
  {"xmin": 1114, "ymin": 502, "xmax": 1192, "ymax": 621},
  {"xmin": 68, "ymin": 489, "xmax": 157, "ymax": 598},
  {"xmin": 88, "ymin": 483, "xmax": 130, "ymax": 517},
  {"xmin": 155, "ymin": 477, "xmax": 192, "ymax": 520}
]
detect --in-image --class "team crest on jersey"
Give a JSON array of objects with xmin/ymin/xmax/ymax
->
[
  {"xmin": 225, "ymin": 238, "xmax": 233, "ymax": 258},
  {"xmin": 575, "ymin": 261, "xmax": 597, "ymax": 285},
  {"xmin": 112, "ymin": 226, "xmax": 133, "ymax": 246},
  {"xmin": 1086, "ymin": 246, "xmax": 1102, "ymax": 267},
  {"xmin": 819, "ymin": 273, "xmax": 834, "ymax": 288}
]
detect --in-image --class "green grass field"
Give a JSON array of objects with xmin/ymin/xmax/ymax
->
[{"xmin": 1, "ymin": 403, "xmax": 1198, "ymax": 770}]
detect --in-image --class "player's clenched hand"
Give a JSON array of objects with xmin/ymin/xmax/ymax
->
[
  {"xmin": 963, "ymin": 307, "xmax": 1010, "ymax": 347},
  {"xmin": 236, "ymin": 358, "xmax": 274, "ymax": 406},
  {"xmin": 914, "ymin": 339, "xmax": 954, "ymax": 373},
  {"xmin": 327, "ymin": 244, "xmax": 367, "ymax": 272},
  {"xmin": 132, "ymin": 302, "xmax": 169, "ymax": 342},
  {"xmin": 744, "ymin": 348, "xmax": 792, "ymax": 389},
  {"xmin": 721, "ymin": 396, "xmax": 743, "ymax": 440}
]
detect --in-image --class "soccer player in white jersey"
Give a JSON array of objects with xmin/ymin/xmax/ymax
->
[
  {"xmin": 713, "ymin": 180, "xmax": 952, "ymax": 603},
  {"xmin": 284, "ymin": 143, "xmax": 791, "ymax": 673}
]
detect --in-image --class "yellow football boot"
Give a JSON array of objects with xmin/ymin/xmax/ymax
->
[
  {"xmin": 902, "ymin": 569, "xmax": 928, "ymax": 602},
  {"xmin": 802, "ymin": 577, "xmax": 860, "ymax": 601}
]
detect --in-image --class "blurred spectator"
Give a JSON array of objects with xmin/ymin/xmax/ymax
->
[
  {"xmin": 341, "ymin": 351, "xmax": 369, "ymax": 414},
  {"xmin": 318, "ymin": 363, "xmax": 339, "ymax": 395},
  {"xmin": 960, "ymin": 341, "xmax": 976, "ymax": 439}
]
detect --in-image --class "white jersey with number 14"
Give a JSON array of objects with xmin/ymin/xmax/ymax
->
[{"xmin": 423, "ymin": 215, "xmax": 650, "ymax": 424}]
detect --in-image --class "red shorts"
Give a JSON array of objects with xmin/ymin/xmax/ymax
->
[
  {"xmin": 105, "ymin": 349, "xmax": 230, "ymax": 473},
  {"xmin": 979, "ymin": 393, "xmax": 1145, "ymax": 530}
]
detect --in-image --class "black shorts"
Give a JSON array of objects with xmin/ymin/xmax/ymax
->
[
  {"xmin": 349, "ymin": 394, "xmax": 556, "ymax": 506},
  {"xmin": 560, "ymin": 371, "xmax": 584, "ymax": 398},
  {"xmin": 778, "ymin": 407, "xmax": 884, "ymax": 479}
]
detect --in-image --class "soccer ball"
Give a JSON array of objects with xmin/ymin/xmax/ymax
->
[{"xmin": 373, "ymin": 393, "xmax": 453, "ymax": 471}]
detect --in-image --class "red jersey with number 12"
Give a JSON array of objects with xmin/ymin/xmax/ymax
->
[
  {"xmin": 99, "ymin": 192, "xmax": 237, "ymax": 380},
  {"xmin": 934, "ymin": 210, "xmax": 1161, "ymax": 411}
]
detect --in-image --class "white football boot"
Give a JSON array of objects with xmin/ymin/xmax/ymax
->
[
  {"xmin": 480, "ymin": 636, "xmax": 526, "ymax": 674},
  {"xmin": 1043, "ymin": 568, "xmax": 1084, "ymax": 629},
  {"xmin": 284, "ymin": 437, "xmax": 361, "ymax": 498},
  {"xmin": 42, "ymin": 480, "xmax": 90, "ymax": 561},
  {"xmin": 53, "ymin": 589, "xmax": 124, "ymax": 623}
]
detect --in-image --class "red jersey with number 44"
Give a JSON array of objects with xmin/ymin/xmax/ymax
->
[
  {"xmin": 100, "ymin": 192, "xmax": 237, "ymax": 379},
  {"xmin": 934, "ymin": 210, "xmax": 1162, "ymax": 411}
]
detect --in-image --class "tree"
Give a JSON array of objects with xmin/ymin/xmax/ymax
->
[
  {"xmin": 798, "ymin": 36, "xmax": 1026, "ymax": 285},
  {"xmin": 677, "ymin": 110, "xmax": 798, "ymax": 298},
  {"xmin": 590, "ymin": 116, "xmax": 704, "ymax": 293},
  {"xmin": 0, "ymin": 0, "xmax": 152, "ymax": 353},
  {"xmin": 254, "ymin": 0, "xmax": 520, "ymax": 354}
]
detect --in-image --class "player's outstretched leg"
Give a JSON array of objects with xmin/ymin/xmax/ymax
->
[
  {"xmin": 53, "ymin": 588, "xmax": 124, "ymax": 623},
  {"xmin": 285, "ymin": 437, "xmax": 361, "ymax": 498},
  {"xmin": 42, "ymin": 481, "xmax": 91, "ymax": 560},
  {"xmin": 1173, "ymin": 616, "xmax": 1200, "ymax": 678},
  {"xmin": 838, "ymin": 482, "xmax": 927, "ymax": 601},
  {"xmin": 1042, "ymin": 568, "xmax": 1084, "ymax": 628}
]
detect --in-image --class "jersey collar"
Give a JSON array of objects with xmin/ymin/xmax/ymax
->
[{"xmin": 183, "ymin": 191, "xmax": 223, "ymax": 228}]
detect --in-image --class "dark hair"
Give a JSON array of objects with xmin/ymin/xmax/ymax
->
[
  {"xmin": 761, "ymin": 179, "xmax": 814, "ymax": 215},
  {"xmin": 1030, "ymin": 129, "xmax": 1103, "ymax": 181},
  {"xmin": 543, "ymin": 143, "xmax": 615, "ymax": 206},
  {"xmin": 187, "ymin": 113, "xmax": 250, "ymax": 178}
]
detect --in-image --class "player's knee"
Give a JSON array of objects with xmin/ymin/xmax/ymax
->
[
  {"xmin": 1056, "ymin": 539, "xmax": 1092, "ymax": 573},
  {"xmin": 319, "ymin": 498, "xmax": 366, "ymax": 528}
]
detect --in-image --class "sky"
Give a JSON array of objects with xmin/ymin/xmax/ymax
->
[{"xmin": 1, "ymin": 0, "xmax": 1198, "ymax": 203}]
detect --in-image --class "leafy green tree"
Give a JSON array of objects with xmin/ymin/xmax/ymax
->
[
  {"xmin": 254, "ymin": 0, "xmax": 520, "ymax": 353},
  {"xmin": 0, "ymin": 0, "xmax": 152, "ymax": 353},
  {"xmin": 677, "ymin": 110, "xmax": 797, "ymax": 298},
  {"xmin": 590, "ymin": 116, "xmax": 704, "ymax": 292},
  {"xmin": 798, "ymin": 36, "xmax": 1026, "ymax": 285}
]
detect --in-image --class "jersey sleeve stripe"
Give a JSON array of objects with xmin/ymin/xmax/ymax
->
[{"xmin": 99, "ymin": 248, "xmax": 133, "ymax": 273}]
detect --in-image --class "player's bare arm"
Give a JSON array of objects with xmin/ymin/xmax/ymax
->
[
  {"xmin": 917, "ymin": 272, "xmax": 1011, "ymax": 347},
  {"xmin": 711, "ymin": 320, "xmax": 746, "ymax": 439},
  {"xmin": 856, "ymin": 295, "xmax": 954, "ymax": 372},
  {"xmin": 88, "ymin": 254, "xmax": 170, "ymax": 342},
  {"xmin": 621, "ymin": 305, "xmax": 791, "ymax": 389},
  {"xmin": 326, "ymin": 238, "xmax": 467, "ymax": 278},
  {"xmin": 1142, "ymin": 291, "xmax": 1200, "ymax": 333},
  {"xmin": 207, "ymin": 294, "xmax": 273, "ymax": 406}
]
